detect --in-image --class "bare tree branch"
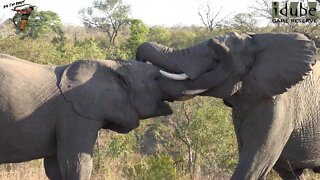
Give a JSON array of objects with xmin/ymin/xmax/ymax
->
[
  {"xmin": 228, "ymin": 13, "xmax": 258, "ymax": 33},
  {"xmin": 198, "ymin": 2, "xmax": 224, "ymax": 32},
  {"xmin": 250, "ymin": 0, "xmax": 274, "ymax": 19}
]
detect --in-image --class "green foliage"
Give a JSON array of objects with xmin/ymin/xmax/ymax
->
[
  {"xmin": 0, "ymin": 36, "xmax": 106, "ymax": 65},
  {"xmin": 106, "ymin": 134, "xmax": 137, "ymax": 158},
  {"xmin": 146, "ymin": 155, "xmax": 177, "ymax": 180},
  {"xmin": 125, "ymin": 19, "xmax": 149, "ymax": 58},
  {"xmin": 117, "ymin": 98, "xmax": 237, "ymax": 179},
  {"xmin": 105, "ymin": 45, "xmax": 129, "ymax": 60},
  {"xmin": 163, "ymin": 97, "xmax": 237, "ymax": 176},
  {"xmin": 123, "ymin": 154, "xmax": 177, "ymax": 180},
  {"xmin": 193, "ymin": 99, "xmax": 237, "ymax": 170},
  {"xmin": 61, "ymin": 40, "xmax": 105, "ymax": 61},
  {"xmin": 168, "ymin": 29, "xmax": 198, "ymax": 48},
  {"xmin": 147, "ymin": 26, "xmax": 171, "ymax": 45},
  {"xmin": 147, "ymin": 26, "xmax": 224, "ymax": 49},
  {"xmin": 0, "ymin": 36, "xmax": 61, "ymax": 65}
]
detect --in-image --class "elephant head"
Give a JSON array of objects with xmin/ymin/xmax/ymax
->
[
  {"xmin": 136, "ymin": 32, "xmax": 317, "ymax": 108},
  {"xmin": 58, "ymin": 59, "xmax": 172, "ymax": 133}
]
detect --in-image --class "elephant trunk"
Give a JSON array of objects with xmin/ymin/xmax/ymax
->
[
  {"xmin": 136, "ymin": 42, "xmax": 184, "ymax": 74},
  {"xmin": 184, "ymin": 39, "xmax": 233, "ymax": 90},
  {"xmin": 137, "ymin": 42, "xmax": 213, "ymax": 79}
]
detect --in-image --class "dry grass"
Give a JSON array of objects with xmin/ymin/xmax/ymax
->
[
  {"xmin": 0, "ymin": 168, "xmax": 46, "ymax": 180},
  {"xmin": 1, "ymin": 161, "xmax": 320, "ymax": 180},
  {"xmin": 0, "ymin": 161, "xmax": 46, "ymax": 180}
]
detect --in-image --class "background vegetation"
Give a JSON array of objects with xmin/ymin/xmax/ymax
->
[{"xmin": 0, "ymin": 0, "xmax": 319, "ymax": 179}]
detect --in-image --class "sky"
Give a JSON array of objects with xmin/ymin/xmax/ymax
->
[{"xmin": 0, "ymin": 0, "xmax": 257, "ymax": 26}]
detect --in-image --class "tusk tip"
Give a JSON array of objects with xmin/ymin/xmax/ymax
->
[
  {"xmin": 159, "ymin": 70, "xmax": 189, "ymax": 80},
  {"xmin": 182, "ymin": 89, "xmax": 208, "ymax": 95}
]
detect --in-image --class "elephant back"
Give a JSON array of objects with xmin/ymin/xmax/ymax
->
[{"xmin": 0, "ymin": 54, "xmax": 60, "ymax": 120}]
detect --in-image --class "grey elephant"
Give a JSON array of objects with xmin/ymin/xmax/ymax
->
[
  {"xmin": 136, "ymin": 32, "xmax": 319, "ymax": 179},
  {"xmin": 0, "ymin": 54, "xmax": 202, "ymax": 180}
]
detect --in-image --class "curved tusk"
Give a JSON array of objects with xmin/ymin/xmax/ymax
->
[
  {"xmin": 182, "ymin": 89, "xmax": 208, "ymax": 95},
  {"xmin": 160, "ymin": 70, "xmax": 189, "ymax": 80}
]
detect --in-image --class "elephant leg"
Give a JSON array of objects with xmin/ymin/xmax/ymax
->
[
  {"xmin": 231, "ymin": 98, "xmax": 295, "ymax": 180},
  {"xmin": 44, "ymin": 157, "xmax": 62, "ymax": 180},
  {"xmin": 57, "ymin": 152, "xmax": 94, "ymax": 180},
  {"xmin": 56, "ymin": 117, "xmax": 101, "ymax": 180}
]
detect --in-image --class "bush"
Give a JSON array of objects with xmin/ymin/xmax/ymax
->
[
  {"xmin": 0, "ymin": 37, "xmax": 61, "ymax": 65},
  {"xmin": 61, "ymin": 40, "xmax": 105, "ymax": 62},
  {"xmin": 123, "ymin": 154, "xmax": 178, "ymax": 180}
]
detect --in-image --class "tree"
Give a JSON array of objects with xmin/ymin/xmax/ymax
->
[
  {"xmin": 250, "ymin": 0, "xmax": 273, "ymax": 20},
  {"xmin": 147, "ymin": 26, "xmax": 171, "ymax": 45},
  {"xmin": 169, "ymin": 29, "xmax": 197, "ymax": 49},
  {"xmin": 52, "ymin": 28, "xmax": 66, "ymax": 53},
  {"xmin": 79, "ymin": 0, "xmax": 130, "ymax": 47},
  {"xmin": 228, "ymin": 13, "xmax": 257, "ymax": 33},
  {"xmin": 13, "ymin": 10, "xmax": 63, "ymax": 39},
  {"xmin": 198, "ymin": 2, "xmax": 224, "ymax": 32},
  {"xmin": 150, "ymin": 97, "xmax": 237, "ymax": 178},
  {"xmin": 125, "ymin": 19, "xmax": 149, "ymax": 58}
]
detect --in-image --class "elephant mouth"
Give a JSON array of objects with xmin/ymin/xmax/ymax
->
[
  {"xmin": 138, "ymin": 100, "xmax": 173, "ymax": 120},
  {"xmin": 157, "ymin": 100, "xmax": 173, "ymax": 116},
  {"xmin": 104, "ymin": 121, "xmax": 138, "ymax": 134},
  {"xmin": 104, "ymin": 101, "xmax": 172, "ymax": 134}
]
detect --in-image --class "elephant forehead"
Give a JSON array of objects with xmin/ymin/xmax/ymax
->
[
  {"xmin": 128, "ymin": 60, "xmax": 157, "ymax": 74},
  {"xmin": 63, "ymin": 61, "xmax": 97, "ymax": 83},
  {"xmin": 61, "ymin": 60, "xmax": 121, "ymax": 90},
  {"xmin": 123, "ymin": 62, "xmax": 159, "ymax": 83},
  {"xmin": 224, "ymin": 33, "xmax": 252, "ymax": 53}
]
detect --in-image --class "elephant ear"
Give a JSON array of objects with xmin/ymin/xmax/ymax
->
[
  {"xmin": 242, "ymin": 33, "xmax": 317, "ymax": 99},
  {"xmin": 59, "ymin": 60, "xmax": 139, "ymax": 129}
]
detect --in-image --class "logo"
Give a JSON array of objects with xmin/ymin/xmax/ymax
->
[
  {"xmin": 272, "ymin": 0, "xmax": 319, "ymax": 23},
  {"xmin": 12, "ymin": 4, "xmax": 35, "ymax": 31},
  {"xmin": 2, "ymin": 1, "xmax": 35, "ymax": 31},
  {"xmin": 3, "ymin": 0, "xmax": 25, "ymax": 9}
]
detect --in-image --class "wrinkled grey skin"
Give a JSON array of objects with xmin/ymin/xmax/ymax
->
[
  {"xmin": 0, "ymin": 54, "xmax": 173, "ymax": 180},
  {"xmin": 136, "ymin": 32, "xmax": 319, "ymax": 180}
]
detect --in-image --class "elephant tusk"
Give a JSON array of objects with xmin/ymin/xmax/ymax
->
[
  {"xmin": 182, "ymin": 89, "xmax": 208, "ymax": 95},
  {"xmin": 159, "ymin": 70, "xmax": 189, "ymax": 80}
]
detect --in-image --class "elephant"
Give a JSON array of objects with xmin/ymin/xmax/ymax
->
[
  {"xmin": 0, "ymin": 53, "xmax": 201, "ymax": 180},
  {"xmin": 136, "ymin": 32, "xmax": 319, "ymax": 179}
]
